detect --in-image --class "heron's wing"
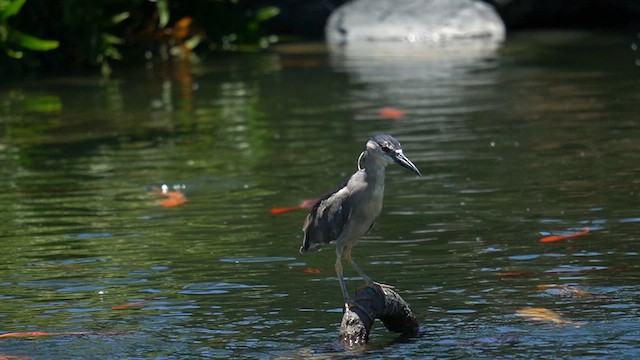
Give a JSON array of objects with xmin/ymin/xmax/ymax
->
[{"xmin": 300, "ymin": 179, "xmax": 351, "ymax": 252}]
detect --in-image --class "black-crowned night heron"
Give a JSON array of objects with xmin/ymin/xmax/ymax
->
[{"xmin": 300, "ymin": 134, "xmax": 421, "ymax": 306}]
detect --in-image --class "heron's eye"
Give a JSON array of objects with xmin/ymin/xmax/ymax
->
[{"xmin": 381, "ymin": 145, "xmax": 391, "ymax": 153}]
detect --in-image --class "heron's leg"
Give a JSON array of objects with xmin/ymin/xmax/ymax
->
[
  {"xmin": 343, "ymin": 246, "xmax": 373, "ymax": 285},
  {"xmin": 335, "ymin": 246, "xmax": 351, "ymax": 304}
]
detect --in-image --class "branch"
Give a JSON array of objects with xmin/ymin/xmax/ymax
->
[{"xmin": 339, "ymin": 283, "xmax": 419, "ymax": 346}]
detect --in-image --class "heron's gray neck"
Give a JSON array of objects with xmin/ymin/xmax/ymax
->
[{"xmin": 363, "ymin": 154, "xmax": 387, "ymax": 188}]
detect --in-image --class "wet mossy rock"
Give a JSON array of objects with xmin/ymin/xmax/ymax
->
[{"xmin": 325, "ymin": 0, "xmax": 506, "ymax": 46}]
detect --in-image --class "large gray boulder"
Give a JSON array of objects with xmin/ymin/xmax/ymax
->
[{"xmin": 325, "ymin": 0, "xmax": 505, "ymax": 45}]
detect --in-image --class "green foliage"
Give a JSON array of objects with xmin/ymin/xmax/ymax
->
[
  {"xmin": 255, "ymin": 6, "xmax": 280, "ymax": 23},
  {"xmin": 2, "ymin": 0, "xmax": 284, "ymax": 76},
  {"xmin": 156, "ymin": 0, "xmax": 169, "ymax": 28},
  {"xmin": 247, "ymin": 6, "xmax": 280, "ymax": 48},
  {"xmin": 0, "ymin": 0, "xmax": 25, "ymax": 21},
  {"xmin": 0, "ymin": 0, "xmax": 59, "ymax": 59}
]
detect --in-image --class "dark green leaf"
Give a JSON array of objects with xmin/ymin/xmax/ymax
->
[
  {"xmin": 111, "ymin": 11, "xmax": 130, "ymax": 25},
  {"xmin": 8, "ymin": 29, "xmax": 59, "ymax": 51},
  {"xmin": 0, "ymin": 0, "xmax": 27, "ymax": 22},
  {"xmin": 255, "ymin": 6, "xmax": 279, "ymax": 23},
  {"xmin": 156, "ymin": 0, "xmax": 169, "ymax": 28}
]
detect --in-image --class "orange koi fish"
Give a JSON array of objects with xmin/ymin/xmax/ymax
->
[
  {"xmin": 111, "ymin": 301, "xmax": 146, "ymax": 310},
  {"xmin": 540, "ymin": 227, "xmax": 590, "ymax": 243},
  {"xmin": 516, "ymin": 307, "xmax": 577, "ymax": 325},
  {"xmin": 288, "ymin": 266, "xmax": 321, "ymax": 274},
  {"xmin": 270, "ymin": 198, "xmax": 319, "ymax": 214},
  {"xmin": 379, "ymin": 107, "xmax": 405, "ymax": 119},
  {"xmin": 497, "ymin": 271, "xmax": 535, "ymax": 278},
  {"xmin": 157, "ymin": 191, "xmax": 187, "ymax": 207},
  {"xmin": 0, "ymin": 331, "xmax": 92, "ymax": 338},
  {"xmin": 150, "ymin": 186, "xmax": 188, "ymax": 207}
]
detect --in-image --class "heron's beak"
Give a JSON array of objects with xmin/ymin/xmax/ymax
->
[{"xmin": 393, "ymin": 151, "xmax": 421, "ymax": 177}]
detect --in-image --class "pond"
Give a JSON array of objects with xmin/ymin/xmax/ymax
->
[{"xmin": 0, "ymin": 30, "xmax": 639, "ymax": 359}]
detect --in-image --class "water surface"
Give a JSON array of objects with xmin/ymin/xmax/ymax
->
[{"xmin": 0, "ymin": 31, "xmax": 639, "ymax": 358}]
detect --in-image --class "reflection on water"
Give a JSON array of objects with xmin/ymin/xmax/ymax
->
[{"xmin": 0, "ymin": 31, "xmax": 639, "ymax": 358}]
